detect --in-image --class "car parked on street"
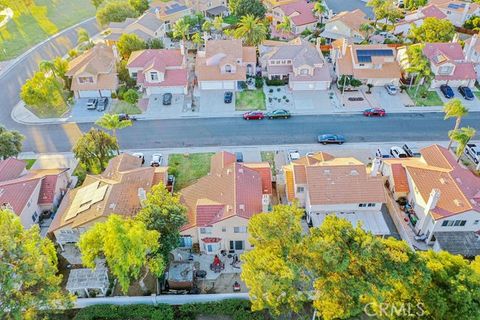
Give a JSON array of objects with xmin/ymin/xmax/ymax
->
[
  {"xmin": 384, "ymin": 84, "xmax": 398, "ymax": 95},
  {"xmin": 86, "ymin": 98, "xmax": 98, "ymax": 110},
  {"xmin": 97, "ymin": 97, "xmax": 109, "ymax": 111},
  {"xmin": 150, "ymin": 153, "xmax": 163, "ymax": 167},
  {"xmin": 163, "ymin": 93, "xmax": 173, "ymax": 105},
  {"xmin": 118, "ymin": 114, "xmax": 136, "ymax": 121},
  {"xmin": 390, "ymin": 146, "xmax": 408, "ymax": 158},
  {"xmin": 363, "ymin": 108, "xmax": 386, "ymax": 117},
  {"xmin": 224, "ymin": 91, "xmax": 233, "ymax": 104},
  {"xmin": 132, "ymin": 152, "xmax": 145, "ymax": 165},
  {"xmin": 317, "ymin": 134, "xmax": 345, "ymax": 145},
  {"xmin": 235, "ymin": 152, "xmax": 243, "ymax": 163},
  {"xmin": 458, "ymin": 86, "xmax": 474, "ymax": 100},
  {"xmin": 440, "ymin": 84, "xmax": 454, "ymax": 99},
  {"xmin": 465, "ymin": 143, "xmax": 480, "ymax": 164},
  {"xmin": 265, "ymin": 109, "xmax": 291, "ymax": 119},
  {"xmin": 288, "ymin": 150, "xmax": 300, "ymax": 162},
  {"xmin": 375, "ymin": 148, "xmax": 391, "ymax": 159},
  {"xmin": 402, "ymin": 144, "xmax": 420, "ymax": 157},
  {"xmin": 243, "ymin": 111, "xmax": 264, "ymax": 120}
]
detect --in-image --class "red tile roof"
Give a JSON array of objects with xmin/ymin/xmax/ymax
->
[
  {"xmin": 278, "ymin": 1, "xmax": 317, "ymax": 26},
  {"xmin": 391, "ymin": 163, "xmax": 410, "ymax": 193},
  {"xmin": 127, "ymin": 49, "xmax": 184, "ymax": 68},
  {"xmin": 137, "ymin": 69, "xmax": 188, "ymax": 87},
  {"xmin": 37, "ymin": 175, "xmax": 59, "ymax": 205},
  {"xmin": 420, "ymin": 4, "xmax": 447, "ymax": 19},
  {"xmin": 0, "ymin": 158, "xmax": 26, "ymax": 182},
  {"xmin": 423, "ymin": 43, "xmax": 476, "ymax": 81},
  {"xmin": 0, "ymin": 177, "xmax": 41, "ymax": 215}
]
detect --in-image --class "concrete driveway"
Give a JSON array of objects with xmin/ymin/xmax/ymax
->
[
  {"xmin": 69, "ymin": 98, "xmax": 109, "ymax": 122},
  {"xmin": 144, "ymin": 94, "xmax": 186, "ymax": 117},
  {"xmin": 198, "ymin": 90, "xmax": 236, "ymax": 115},
  {"xmin": 292, "ymin": 91, "xmax": 333, "ymax": 112},
  {"xmin": 371, "ymin": 87, "xmax": 414, "ymax": 111},
  {"xmin": 435, "ymin": 87, "xmax": 480, "ymax": 111}
]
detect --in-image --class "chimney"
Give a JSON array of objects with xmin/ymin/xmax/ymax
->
[
  {"xmin": 371, "ymin": 158, "xmax": 381, "ymax": 177},
  {"xmin": 341, "ymin": 38, "xmax": 347, "ymax": 57},
  {"xmin": 424, "ymin": 189, "xmax": 441, "ymax": 216},
  {"xmin": 262, "ymin": 195, "xmax": 270, "ymax": 212},
  {"xmin": 461, "ymin": 3, "xmax": 470, "ymax": 26},
  {"xmin": 138, "ymin": 188, "xmax": 147, "ymax": 206},
  {"xmin": 112, "ymin": 45, "xmax": 119, "ymax": 61},
  {"xmin": 466, "ymin": 34, "xmax": 478, "ymax": 62}
]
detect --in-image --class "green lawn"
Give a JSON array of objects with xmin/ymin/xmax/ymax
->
[
  {"xmin": 474, "ymin": 91, "xmax": 480, "ymax": 100},
  {"xmin": 24, "ymin": 159, "xmax": 36, "ymax": 169},
  {"xmin": 261, "ymin": 151, "xmax": 276, "ymax": 175},
  {"xmin": 406, "ymin": 85, "xmax": 443, "ymax": 106},
  {"xmin": 235, "ymin": 89, "xmax": 266, "ymax": 111},
  {"xmin": 168, "ymin": 153, "xmax": 214, "ymax": 191},
  {"xmin": 0, "ymin": 0, "xmax": 96, "ymax": 60},
  {"xmin": 110, "ymin": 100, "xmax": 142, "ymax": 115},
  {"xmin": 223, "ymin": 15, "xmax": 239, "ymax": 25}
]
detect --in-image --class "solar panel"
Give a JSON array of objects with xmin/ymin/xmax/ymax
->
[
  {"xmin": 448, "ymin": 3, "xmax": 465, "ymax": 9},
  {"xmin": 356, "ymin": 49, "xmax": 394, "ymax": 63}
]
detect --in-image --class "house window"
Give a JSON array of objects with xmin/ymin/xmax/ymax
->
[
  {"xmin": 205, "ymin": 242, "xmax": 220, "ymax": 253},
  {"xmin": 474, "ymin": 220, "xmax": 480, "ymax": 225},
  {"xmin": 32, "ymin": 212, "xmax": 38, "ymax": 222},
  {"xmin": 150, "ymin": 72, "xmax": 158, "ymax": 81},
  {"xmin": 453, "ymin": 220, "xmax": 467, "ymax": 226},
  {"xmin": 229, "ymin": 240, "xmax": 244, "ymax": 251},
  {"xmin": 442, "ymin": 220, "xmax": 455, "ymax": 227},
  {"xmin": 78, "ymin": 76, "xmax": 94, "ymax": 83},
  {"xmin": 359, "ymin": 63, "xmax": 365, "ymax": 67},
  {"xmin": 438, "ymin": 65, "xmax": 453, "ymax": 75},
  {"xmin": 359, "ymin": 203, "xmax": 366, "ymax": 207},
  {"xmin": 234, "ymin": 226, "xmax": 247, "ymax": 233},
  {"xmin": 222, "ymin": 226, "xmax": 227, "ymax": 232},
  {"xmin": 179, "ymin": 236, "xmax": 192, "ymax": 248},
  {"xmin": 297, "ymin": 186, "xmax": 304, "ymax": 193},
  {"xmin": 367, "ymin": 203, "xmax": 375, "ymax": 207},
  {"xmin": 287, "ymin": 59, "xmax": 292, "ymax": 64},
  {"xmin": 300, "ymin": 68, "xmax": 308, "ymax": 75},
  {"xmin": 225, "ymin": 64, "xmax": 232, "ymax": 73},
  {"xmin": 200, "ymin": 227, "xmax": 212, "ymax": 234},
  {"xmin": 131, "ymin": 72, "xmax": 138, "ymax": 79}
]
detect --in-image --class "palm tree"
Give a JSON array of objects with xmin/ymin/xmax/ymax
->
[
  {"xmin": 313, "ymin": 0, "xmax": 327, "ymax": 24},
  {"xmin": 360, "ymin": 23, "xmax": 374, "ymax": 42},
  {"xmin": 444, "ymin": 99, "xmax": 469, "ymax": 149},
  {"xmin": 192, "ymin": 32, "xmax": 202, "ymax": 49},
  {"xmin": 39, "ymin": 60, "xmax": 57, "ymax": 77},
  {"xmin": 405, "ymin": 44, "xmax": 432, "ymax": 101},
  {"xmin": 95, "ymin": 113, "xmax": 132, "ymax": 154},
  {"xmin": 202, "ymin": 20, "xmax": 213, "ymax": 33},
  {"xmin": 77, "ymin": 28, "xmax": 93, "ymax": 50},
  {"xmin": 213, "ymin": 16, "xmax": 224, "ymax": 34},
  {"xmin": 234, "ymin": 15, "xmax": 267, "ymax": 46},
  {"xmin": 173, "ymin": 18, "xmax": 190, "ymax": 41},
  {"xmin": 449, "ymin": 127, "xmax": 476, "ymax": 162},
  {"xmin": 53, "ymin": 57, "xmax": 68, "ymax": 81},
  {"xmin": 276, "ymin": 16, "xmax": 292, "ymax": 36}
]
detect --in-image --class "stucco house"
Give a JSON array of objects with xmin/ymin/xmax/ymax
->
[
  {"xmin": 262, "ymin": 0, "xmax": 296, "ymax": 11},
  {"xmin": 186, "ymin": 0, "xmax": 228, "ymax": 16},
  {"xmin": 320, "ymin": 9, "xmax": 369, "ymax": 44},
  {"xmin": 393, "ymin": 4, "xmax": 447, "ymax": 36},
  {"xmin": 283, "ymin": 152, "xmax": 389, "ymax": 236},
  {"xmin": 105, "ymin": 12, "xmax": 164, "ymax": 45},
  {"xmin": 66, "ymin": 44, "xmax": 119, "ymax": 98},
  {"xmin": 422, "ymin": 42, "xmax": 476, "ymax": 88},
  {"xmin": 271, "ymin": 0, "xmax": 318, "ymax": 39},
  {"xmin": 127, "ymin": 49, "xmax": 188, "ymax": 95},
  {"xmin": 380, "ymin": 145, "xmax": 480, "ymax": 256},
  {"xmin": 150, "ymin": 0, "xmax": 192, "ymax": 34},
  {"xmin": 463, "ymin": 34, "xmax": 480, "ymax": 81},
  {"xmin": 0, "ymin": 158, "xmax": 70, "ymax": 230},
  {"xmin": 331, "ymin": 39, "xmax": 401, "ymax": 86},
  {"xmin": 179, "ymin": 152, "xmax": 272, "ymax": 254},
  {"xmin": 48, "ymin": 154, "xmax": 168, "ymax": 249},
  {"xmin": 429, "ymin": 0, "xmax": 480, "ymax": 27},
  {"xmin": 260, "ymin": 38, "xmax": 331, "ymax": 90},
  {"xmin": 195, "ymin": 39, "xmax": 256, "ymax": 91}
]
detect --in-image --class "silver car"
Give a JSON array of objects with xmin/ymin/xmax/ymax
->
[
  {"xmin": 150, "ymin": 153, "xmax": 163, "ymax": 167},
  {"xmin": 385, "ymin": 84, "xmax": 398, "ymax": 95}
]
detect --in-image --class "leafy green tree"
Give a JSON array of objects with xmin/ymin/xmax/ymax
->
[
  {"xmin": 367, "ymin": 0, "xmax": 403, "ymax": 26},
  {"xmin": 408, "ymin": 17, "xmax": 455, "ymax": 43},
  {"xmin": 123, "ymin": 88, "xmax": 140, "ymax": 105},
  {"xmin": 0, "ymin": 210, "xmax": 74, "ymax": 319},
  {"xmin": 464, "ymin": 15, "xmax": 480, "ymax": 31},
  {"xmin": 230, "ymin": 0, "xmax": 266, "ymax": 19},
  {"xmin": 91, "ymin": 0, "xmax": 104, "ymax": 9},
  {"xmin": 360, "ymin": 23, "xmax": 374, "ymax": 42},
  {"xmin": 135, "ymin": 184, "xmax": 187, "ymax": 260},
  {"xmin": 405, "ymin": 44, "xmax": 432, "ymax": 99},
  {"xmin": 191, "ymin": 32, "xmax": 202, "ymax": 49},
  {"xmin": 117, "ymin": 60, "xmax": 137, "ymax": 88},
  {"xmin": 68, "ymin": 49, "xmax": 79, "ymax": 59},
  {"xmin": 76, "ymin": 28, "xmax": 94, "ymax": 51},
  {"xmin": 78, "ymin": 214, "xmax": 165, "ymax": 293},
  {"xmin": 95, "ymin": 113, "xmax": 132, "ymax": 153},
  {"xmin": 444, "ymin": 98, "xmax": 469, "ymax": 149},
  {"xmin": 449, "ymin": 127, "xmax": 476, "ymax": 161},
  {"xmin": 202, "ymin": 20, "xmax": 213, "ymax": 33},
  {"xmin": 117, "ymin": 33, "xmax": 146, "ymax": 59},
  {"xmin": 313, "ymin": 0, "xmax": 327, "ymax": 24},
  {"xmin": 234, "ymin": 14, "xmax": 267, "ymax": 46},
  {"xmin": 213, "ymin": 16, "xmax": 224, "ymax": 33},
  {"xmin": 129, "ymin": 0, "xmax": 149, "ymax": 13},
  {"xmin": 0, "ymin": 126, "xmax": 24, "ymax": 160},
  {"xmin": 96, "ymin": 1, "xmax": 138, "ymax": 26},
  {"xmin": 403, "ymin": 0, "xmax": 427, "ymax": 10},
  {"xmin": 172, "ymin": 18, "xmax": 191, "ymax": 41},
  {"xmin": 276, "ymin": 16, "xmax": 292, "ymax": 34},
  {"xmin": 73, "ymin": 128, "xmax": 118, "ymax": 173},
  {"xmin": 146, "ymin": 38, "xmax": 164, "ymax": 49},
  {"xmin": 39, "ymin": 60, "xmax": 57, "ymax": 77},
  {"xmin": 20, "ymin": 71, "xmax": 67, "ymax": 116}
]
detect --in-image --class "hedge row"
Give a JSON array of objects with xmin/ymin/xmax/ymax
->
[{"xmin": 72, "ymin": 299, "xmax": 265, "ymax": 320}]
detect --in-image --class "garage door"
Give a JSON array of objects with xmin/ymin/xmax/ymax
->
[
  {"xmin": 99, "ymin": 90, "xmax": 112, "ymax": 97},
  {"xmin": 147, "ymin": 86, "xmax": 185, "ymax": 95},
  {"xmin": 78, "ymin": 90, "xmax": 100, "ymax": 98},
  {"xmin": 222, "ymin": 81, "xmax": 235, "ymax": 89},
  {"xmin": 200, "ymin": 81, "xmax": 224, "ymax": 90},
  {"xmin": 290, "ymin": 81, "xmax": 329, "ymax": 91}
]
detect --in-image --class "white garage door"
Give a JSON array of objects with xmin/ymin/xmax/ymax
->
[
  {"xmin": 99, "ymin": 90, "xmax": 112, "ymax": 97},
  {"xmin": 147, "ymin": 86, "xmax": 185, "ymax": 95},
  {"xmin": 290, "ymin": 81, "xmax": 329, "ymax": 91},
  {"xmin": 200, "ymin": 81, "xmax": 235, "ymax": 90},
  {"xmin": 222, "ymin": 81, "xmax": 235, "ymax": 89},
  {"xmin": 78, "ymin": 90, "xmax": 100, "ymax": 98}
]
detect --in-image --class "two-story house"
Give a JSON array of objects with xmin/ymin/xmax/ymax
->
[
  {"xmin": 260, "ymin": 38, "xmax": 331, "ymax": 90},
  {"xmin": 283, "ymin": 152, "xmax": 389, "ymax": 235},
  {"xmin": 331, "ymin": 39, "xmax": 401, "ymax": 86},
  {"xmin": 66, "ymin": 44, "xmax": 119, "ymax": 98},
  {"xmin": 463, "ymin": 34, "xmax": 480, "ymax": 82},
  {"xmin": 320, "ymin": 9, "xmax": 370, "ymax": 44},
  {"xmin": 429, "ymin": 0, "xmax": 480, "ymax": 27},
  {"xmin": 380, "ymin": 145, "xmax": 480, "ymax": 256},
  {"xmin": 195, "ymin": 39, "xmax": 256, "ymax": 91},
  {"xmin": 105, "ymin": 12, "xmax": 164, "ymax": 46},
  {"xmin": 422, "ymin": 42, "xmax": 476, "ymax": 88},
  {"xmin": 186, "ymin": 0, "xmax": 228, "ymax": 17},
  {"xmin": 271, "ymin": 0, "xmax": 317, "ymax": 39},
  {"xmin": 179, "ymin": 152, "xmax": 272, "ymax": 254},
  {"xmin": 393, "ymin": 4, "xmax": 447, "ymax": 36},
  {"xmin": 127, "ymin": 49, "xmax": 188, "ymax": 96},
  {"xmin": 0, "ymin": 158, "xmax": 70, "ymax": 230},
  {"xmin": 150, "ymin": 0, "xmax": 192, "ymax": 34}
]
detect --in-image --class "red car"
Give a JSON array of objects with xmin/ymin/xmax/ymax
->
[
  {"xmin": 363, "ymin": 108, "xmax": 386, "ymax": 117},
  {"xmin": 243, "ymin": 111, "xmax": 264, "ymax": 120}
]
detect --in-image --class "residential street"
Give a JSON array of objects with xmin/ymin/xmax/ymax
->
[{"xmin": 14, "ymin": 112, "xmax": 480, "ymax": 153}]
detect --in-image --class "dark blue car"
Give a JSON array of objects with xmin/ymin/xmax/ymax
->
[
  {"xmin": 440, "ymin": 84, "xmax": 454, "ymax": 99},
  {"xmin": 317, "ymin": 134, "xmax": 346, "ymax": 145},
  {"xmin": 459, "ymin": 86, "xmax": 474, "ymax": 100}
]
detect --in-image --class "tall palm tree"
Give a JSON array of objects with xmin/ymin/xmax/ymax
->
[
  {"xmin": 234, "ymin": 15, "xmax": 267, "ymax": 46},
  {"xmin": 276, "ymin": 16, "xmax": 292, "ymax": 36},
  {"xmin": 449, "ymin": 127, "xmax": 476, "ymax": 162},
  {"xmin": 405, "ymin": 44, "xmax": 432, "ymax": 100},
  {"xmin": 53, "ymin": 57, "xmax": 69, "ymax": 87},
  {"xmin": 173, "ymin": 18, "xmax": 190, "ymax": 41},
  {"xmin": 359, "ymin": 23, "xmax": 374, "ymax": 42},
  {"xmin": 39, "ymin": 60, "xmax": 57, "ymax": 77},
  {"xmin": 202, "ymin": 20, "xmax": 213, "ymax": 33},
  {"xmin": 213, "ymin": 16, "xmax": 224, "ymax": 34},
  {"xmin": 192, "ymin": 32, "xmax": 202, "ymax": 49},
  {"xmin": 444, "ymin": 99, "xmax": 469, "ymax": 149},
  {"xmin": 313, "ymin": 0, "xmax": 327, "ymax": 24},
  {"xmin": 77, "ymin": 28, "xmax": 93, "ymax": 50},
  {"xmin": 95, "ymin": 113, "xmax": 132, "ymax": 154}
]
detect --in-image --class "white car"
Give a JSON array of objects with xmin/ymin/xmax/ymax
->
[
  {"xmin": 385, "ymin": 84, "xmax": 398, "ymax": 95},
  {"xmin": 132, "ymin": 152, "xmax": 145, "ymax": 165},
  {"xmin": 288, "ymin": 150, "xmax": 300, "ymax": 162},
  {"xmin": 150, "ymin": 153, "xmax": 163, "ymax": 167},
  {"xmin": 390, "ymin": 146, "xmax": 408, "ymax": 158},
  {"xmin": 465, "ymin": 144, "xmax": 480, "ymax": 164}
]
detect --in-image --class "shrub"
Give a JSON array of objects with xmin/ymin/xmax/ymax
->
[
  {"xmin": 265, "ymin": 78, "xmax": 287, "ymax": 86},
  {"xmin": 123, "ymin": 89, "xmax": 139, "ymax": 105},
  {"xmin": 74, "ymin": 304, "xmax": 174, "ymax": 320},
  {"xmin": 255, "ymin": 77, "xmax": 263, "ymax": 88},
  {"xmin": 239, "ymin": 81, "xmax": 248, "ymax": 90}
]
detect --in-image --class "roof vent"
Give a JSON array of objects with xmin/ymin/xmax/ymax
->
[
  {"xmin": 453, "ymin": 199, "xmax": 463, "ymax": 207},
  {"xmin": 350, "ymin": 170, "xmax": 359, "ymax": 176},
  {"xmin": 239, "ymin": 168, "xmax": 244, "ymax": 174},
  {"xmin": 226, "ymin": 169, "xmax": 232, "ymax": 175},
  {"xmin": 439, "ymin": 178, "xmax": 447, "ymax": 184},
  {"xmin": 109, "ymin": 203, "xmax": 116, "ymax": 210},
  {"xmin": 239, "ymin": 204, "xmax": 245, "ymax": 211},
  {"xmin": 455, "ymin": 177, "xmax": 462, "ymax": 184},
  {"xmin": 323, "ymin": 169, "xmax": 331, "ymax": 175}
]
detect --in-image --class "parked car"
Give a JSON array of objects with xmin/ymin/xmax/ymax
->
[
  {"xmin": 465, "ymin": 143, "xmax": 480, "ymax": 164},
  {"xmin": 132, "ymin": 152, "xmax": 145, "ymax": 165},
  {"xmin": 390, "ymin": 146, "xmax": 408, "ymax": 158},
  {"xmin": 86, "ymin": 98, "xmax": 98, "ymax": 110},
  {"xmin": 265, "ymin": 109, "xmax": 291, "ymax": 119},
  {"xmin": 150, "ymin": 153, "xmax": 163, "ymax": 167},
  {"xmin": 363, "ymin": 108, "xmax": 386, "ymax": 117},
  {"xmin": 288, "ymin": 150, "xmax": 300, "ymax": 162},
  {"xmin": 402, "ymin": 144, "xmax": 420, "ymax": 157},
  {"xmin": 118, "ymin": 113, "xmax": 135, "ymax": 121},
  {"xmin": 243, "ymin": 111, "xmax": 264, "ymax": 120},
  {"xmin": 224, "ymin": 91, "xmax": 233, "ymax": 104},
  {"xmin": 375, "ymin": 148, "xmax": 391, "ymax": 159},
  {"xmin": 458, "ymin": 86, "xmax": 474, "ymax": 100},
  {"xmin": 163, "ymin": 93, "xmax": 173, "ymax": 105},
  {"xmin": 317, "ymin": 134, "xmax": 345, "ymax": 145},
  {"xmin": 440, "ymin": 84, "xmax": 454, "ymax": 99},
  {"xmin": 235, "ymin": 152, "xmax": 244, "ymax": 163},
  {"xmin": 97, "ymin": 97, "xmax": 109, "ymax": 112},
  {"xmin": 384, "ymin": 84, "xmax": 398, "ymax": 95}
]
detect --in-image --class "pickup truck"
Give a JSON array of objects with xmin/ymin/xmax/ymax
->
[{"xmin": 465, "ymin": 144, "xmax": 480, "ymax": 164}]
